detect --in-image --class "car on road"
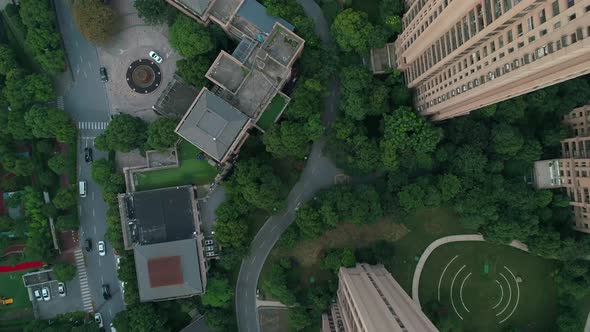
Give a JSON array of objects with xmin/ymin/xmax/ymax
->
[
  {"xmin": 58, "ymin": 282, "xmax": 66, "ymax": 297},
  {"xmin": 85, "ymin": 238, "xmax": 92, "ymax": 252},
  {"xmin": 94, "ymin": 313, "xmax": 104, "ymax": 328},
  {"xmin": 79, "ymin": 181, "xmax": 87, "ymax": 198},
  {"xmin": 100, "ymin": 67, "xmax": 108, "ymax": 82},
  {"xmin": 42, "ymin": 287, "xmax": 50, "ymax": 301},
  {"xmin": 98, "ymin": 241, "xmax": 106, "ymax": 256},
  {"xmin": 116, "ymin": 256, "xmax": 121, "ymax": 270},
  {"xmin": 84, "ymin": 147, "xmax": 93, "ymax": 162},
  {"xmin": 149, "ymin": 51, "xmax": 163, "ymax": 63},
  {"xmin": 34, "ymin": 289, "xmax": 42, "ymax": 301},
  {"xmin": 102, "ymin": 284, "xmax": 111, "ymax": 300}
]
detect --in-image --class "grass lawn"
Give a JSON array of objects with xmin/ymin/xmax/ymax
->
[
  {"xmin": 419, "ymin": 241, "xmax": 559, "ymax": 332},
  {"xmin": 257, "ymin": 94, "xmax": 287, "ymax": 131},
  {"xmin": 0, "ymin": 270, "xmax": 34, "ymax": 321},
  {"xmin": 134, "ymin": 140, "xmax": 218, "ymax": 191},
  {"xmin": 259, "ymin": 208, "xmax": 467, "ymax": 298}
]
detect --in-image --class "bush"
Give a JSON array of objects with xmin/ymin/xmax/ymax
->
[{"xmin": 53, "ymin": 262, "xmax": 77, "ymax": 281}]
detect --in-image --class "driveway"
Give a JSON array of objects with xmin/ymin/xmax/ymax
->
[
  {"xmin": 54, "ymin": 0, "xmax": 125, "ymax": 327},
  {"xmin": 234, "ymin": 2, "xmax": 340, "ymax": 330},
  {"xmin": 35, "ymin": 277, "xmax": 84, "ymax": 319}
]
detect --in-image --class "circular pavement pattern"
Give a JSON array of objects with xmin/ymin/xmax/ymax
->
[
  {"xmin": 126, "ymin": 59, "xmax": 162, "ymax": 94},
  {"xmin": 435, "ymin": 255, "xmax": 521, "ymax": 325}
]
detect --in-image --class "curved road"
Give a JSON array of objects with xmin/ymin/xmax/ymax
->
[{"xmin": 235, "ymin": 1, "xmax": 337, "ymax": 331}]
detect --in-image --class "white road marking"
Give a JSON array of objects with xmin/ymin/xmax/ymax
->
[
  {"xmin": 499, "ymin": 266, "xmax": 521, "ymax": 324},
  {"xmin": 79, "ymin": 55, "xmax": 83, "ymax": 63},
  {"xmin": 92, "ymin": 192, "xmax": 95, "ymax": 200},
  {"xmin": 459, "ymin": 272, "xmax": 472, "ymax": 313},
  {"xmin": 450, "ymin": 265, "xmax": 466, "ymax": 320},
  {"xmin": 75, "ymin": 40, "xmax": 79, "ymax": 47},
  {"xmin": 83, "ymin": 71, "xmax": 87, "ymax": 79},
  {"xmin": 92, "ymin": 209, "xmax": 95, "ymax": 217},
  {"xmin": 94, "ymin": 226, "xmax": 97, "ymax": 234},
  {"xmin": 98, "ymin": 260, "xmax": 102, "ymax": 267},
  {"xmin": 85, "ymin": 139, "xmax": 88, "ymax": 147},
  {"xmin": 493, "ymin": 280, "xmax": 504, "ymax": 309},
  {"xmin": 496, "ymin": 273, "xmax": 512, "ymax": 317},
  {"xmin": 79, "ymin": 206, "xmax": 82, "ymax": 215},
  {"xmin": 101, "ymin": 275, "xmax": 104, "ymax": 283}
]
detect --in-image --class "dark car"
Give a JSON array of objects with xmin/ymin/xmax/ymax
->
[
  {"xmin": 85, "ymin": 238, "xmax": 92, "ymax": 252},
  {"xmin": 84, "ymin": 147, "xmax": 93, "ymax": 162},
  {"xmin": 102, "ymin": 284, "xmax": 111, "ymax": 300},
  {"xmin": 100, "ymin": 67, "xmax": 108, "ymax": 82}
]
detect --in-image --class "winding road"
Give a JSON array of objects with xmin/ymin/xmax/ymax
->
[{"xmin": 234, "ymin": 1, "xmax": 339, "ymax": 331}]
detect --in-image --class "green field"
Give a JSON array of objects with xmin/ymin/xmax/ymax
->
[
  {"xmin": 419, "ymin": 241, "xmax": 559, "ymax": 331},
  {"xmin": 257, "ymin": 94, "xmax": 287, "ymax": 131},
  {"xmin": 134, "ymin": 140, "xmax": 218, "ymax": 191},
  {"xmin": 0, "ymin": 270, "xmax": 34, "ymax": 322}
]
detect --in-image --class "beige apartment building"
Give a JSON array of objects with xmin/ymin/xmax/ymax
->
[
  {"xmin": 322, "ymin": 264, "xmax": 438, "ymax": 332},
  {"xmin": 534, "ymin": 105, "xmax": 590, "ymax": 233},
  {"xmin": 394, "ymin": 0, "xmax": 590, "ymax": 120}
]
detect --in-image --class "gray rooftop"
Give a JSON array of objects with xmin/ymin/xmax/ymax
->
[
  {"xmin": 134, "ymin": 239, "xmax": 203, "ymax": 302},
  {"xmin": 235, "ymin": 0, "xmax": 294, "ymax": 36},
  {"xmin": 176, "ymin": 89, "xmax": 249, "ymax": 162},
  {"xmin": 153, "ymin": 76, "xmax": 200, "ymax": 119},
  {"xmin": 126, "ymin": 186, "xmax": 197, "ymax": 245},
  {"xmin": 175, "ymin": 0, "xmax": 212, "ymax": 16}
]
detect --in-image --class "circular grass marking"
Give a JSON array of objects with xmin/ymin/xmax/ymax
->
[
  {"xmin": 496, "ymin": 272, "xmax": 512, "ymax": 317},
  {"xmin": 437, "ymin": 255, "xmax": 460, "ymax": 301},
  {"xmin": 493, "ymin": 279, "xmax": 504, "ymax": 309},
  {"xmin": 460, "ymin": 272, "xmax": 472, "ymax": 313},
  {"xmin": 499, "ymin": 266, "xmax": 521, "ymax": 324},
  {"xmin": 450, "ymin": 265, "xmax": 467, "ymax": 320}
]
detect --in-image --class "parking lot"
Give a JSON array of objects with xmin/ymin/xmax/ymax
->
[{"xmin": 24, "ymin": 271, "xmax": 84, "ymax": 319}]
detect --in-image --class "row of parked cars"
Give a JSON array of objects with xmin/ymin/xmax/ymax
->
[{"xmin": 33, "ymin": 282, "xmax": 66, "ymax": 302}]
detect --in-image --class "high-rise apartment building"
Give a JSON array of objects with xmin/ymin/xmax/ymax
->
[
  {"xmin": 395, "ymin": 0, "xmax": 590, "ymax": 120},
  {"xmin": 322, "ymin": 264, "xmax": 438, "ymax": 332},
  {"xmin": 534, "ymin": 105, "xmax": 590, "ymax": 233}
]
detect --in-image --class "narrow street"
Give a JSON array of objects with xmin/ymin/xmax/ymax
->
[{"xmin": 54, "ymin": 0, "xmax": 125, "ymax": 326}]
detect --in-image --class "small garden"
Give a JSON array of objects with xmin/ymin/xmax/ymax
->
[
  {"xmin": 257, "ymin": 94, "xmax": 288, "ymax": 131},
  {"xmin": 134, "ymin": 140, "xmax": 218, "ymax": 191}
]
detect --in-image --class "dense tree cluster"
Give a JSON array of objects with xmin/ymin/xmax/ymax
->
[
  {"xmin": 169, "ymin": 15, "xmax": 214, "ymax": 57},
  {"xmin": 53, "ymin": 262, "xmax": 77, "ymax": 281},
  {"xmin": 331, "ymin": 9, "xmax": 387, "ymax": 53},
  {"xmin": 72, "ymin": 0, "xmax": 118, "ymax": 44},
  {"xmin": 8, "ymin": 0, "xmax": 66, "ymax": 73},
  {"xmin": 96, "ymin": 114, "xmax": 147, "ymax": 152},
  {"xmin": 133, "ymin": 0, "xmax": 177, "ymax": 25}
]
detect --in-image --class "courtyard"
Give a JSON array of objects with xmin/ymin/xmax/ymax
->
[
  {"xmin": 133, "ymin": 140, "xmax": 218, "ymax": 191},
  {"xmin": 419, "ymin": 241, "xmax": 559, "ymax": 331}
]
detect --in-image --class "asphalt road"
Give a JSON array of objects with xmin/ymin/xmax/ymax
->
[
  {"xmin": 54, "ymin": 0, "xmax": 124, "ymax": 327},
  {"xmin": 235, "ymin": 1, "xmax": 340, "ymax": 330}
]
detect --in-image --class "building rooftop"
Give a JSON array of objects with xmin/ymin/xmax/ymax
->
[
  {"xmin": 533, "ymin": 160, "xmax": 563, "ymax": 189},
  {"xmin": 124, "ymin": 186, "xmax": 197, "ymax": 245},
  {"xmin": 134, "ymin": 239, "xmax": 203, "ymax": 302},
  {"xmin": 208, "ymin": 0, "xmax": 243, "ymax": 25},
  {"xmin": 175, "ymin": 88, "xmax": 249, "ymax": 162},
  {"xmin": 231, "ymin": 0, "xmax": 294, "ymax": 39},
  {"xmin": 206, "ymin": 52, "xmax": 250, "ymax": 93},
  {"xmin": 260, "ymin": 24, "xmax": 304, "ymax": 68},
  {"xmin": 153, "ymin": 75, "xmax": 200, "ymax": 119},
  {"xmin": 174, "ymin": 0, "xmax": 212, "ymax": 16}
]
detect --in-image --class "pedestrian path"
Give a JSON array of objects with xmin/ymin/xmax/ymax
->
[
  {"xmin": 57, "ymin": 96, "xmax": 64, "ymax": 110},
  {"xmin": 78, "ymin": 121, "xmax": 109, "ymax": 130},
  {"xmin": 74, "ymin": 249, "xmax": 93, "ymax": 312}
]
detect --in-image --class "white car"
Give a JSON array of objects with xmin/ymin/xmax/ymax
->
[
  {"xmin": 94, "ymin": 313, "xmax": 104, "ymax": 328},
  {"xmin": 33, "ymin": 289, "xmax": 42, "ymax": 301},
  {"xmin": 98, "ymin": 241, "xmax": 106, "ymax": 256},
  {"xmin": 42, "ymin": 287, "xmax": 51, "ymax": 301},
  {"xmin": 116, "ymin": 256, "xmax": 121, "ymax": 270},
  {"xmin": 149, "ymin": 51, "xmax": 163, "ymax": 63},
  {"xmin": 58, "ymin": 282, "xmax": 66, "ymax": 297}
]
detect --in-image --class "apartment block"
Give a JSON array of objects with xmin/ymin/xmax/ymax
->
[
  {"xmin": 322, "ymin": 264, "xmax": 438, "ymax": 332},
  {"xmin": 534, "ymin": 105, "xmax": 590, "ymax": 233},
  {"xmin": 394, "ymin": 0, "xmax": 590, "ymax": 120}
]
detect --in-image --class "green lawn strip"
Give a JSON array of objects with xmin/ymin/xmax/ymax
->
[
  {"xmin": 0, "ymin": 270, "xmax": 35, "ymax": 314},
  {"xmin": 419, "ymin": 241, "xmax": 559, "ymax": 332},
  {"xmin": 135, "ymin": 141, "xmax": 217, "ymax": 191},
  {"xmin": 257, "ymin": 95, "xmax": 287, "ymax": 131}
]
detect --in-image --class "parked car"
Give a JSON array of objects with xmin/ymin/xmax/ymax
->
[
  {"xmin": 34, "ymin": 289, "xmax": 42, "ymax": 301},
  {"xmin": 204, "ymin": 245, "xmax": 214, "ymax": 252},
  {"xmin": 58, "ymin": 282, "xmax": 66, "ymax": 297},
  {"xmin": 100, "ymin": 67, "xmax": 108, "ymax": 82},
  {"xmin": 85, "ymin": 238, "xmax": 92, "ymax": 252},
  {"xmin": 94, "ymin": 313, "xmax": 104, "ymax": 328},
  {"xmin": 149, "ymin": 51, "xmax": 163, "ymax": 63},
  {"xmin": 116, "ymin": 256, "xmax": 121, "ymax": 270},
  {"xmin": 102, "ymin": 284, "xmax": 111, "ymax": 300},
  {"xmin": 84, "ymin": 147, "xmax": 93, "ymax": 162},
  {"xmin": 98, "ymin": 241, "xmax": 106, "ymax": 256},
  {"xmin": 42, "ymin": 287, "xmax": 50, "ymax": 301}
]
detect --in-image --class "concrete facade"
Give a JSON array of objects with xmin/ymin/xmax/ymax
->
[
  {"xmin": 395, "ymin": 0, "xmax": 590, "ymax": 120},
  {"xmin": 322, "ymin": 263, "xmax": 438, "ymax": 332},
  {"xmin": 534, "ymin": 105, "xmax": 590, "ymax": 233}
]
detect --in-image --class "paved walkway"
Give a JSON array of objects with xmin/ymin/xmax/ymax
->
[
  {"xmin": 411, "ymin": 234, "xmax": 530, "ymax": 309},
  {"xmin": 256, "ymin": 299, "xmax": 288, "ymax": 308}
]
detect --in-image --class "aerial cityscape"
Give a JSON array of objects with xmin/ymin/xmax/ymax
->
[{"xmin": 0, "ymin": 0, "xmax": 589, "ymax": 331}]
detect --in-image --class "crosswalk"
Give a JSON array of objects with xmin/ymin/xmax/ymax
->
[
  {"xmin": 78, "ymin": 121, "xmax": 109, "ymax": 130},
  {"xmin": 56, "ymin": 96, "xmax": 64, "ymax": 110},
  {"xmin": 74, "ymin": 249, "xmax": 94, "ymax": 313}
]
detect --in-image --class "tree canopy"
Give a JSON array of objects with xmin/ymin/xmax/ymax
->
[
  {"xmin": 147, "ymin": 118, "xmax": 178, "ymax": 150},
  {"xmin": 331, "ymin": 9, "xmax": 386, "ymax": 53},
  {"xmin": 169, "ymin": 15, "xmax": 214, "ymax": 57},
  {"xmin": 95, "ymin": 114, "xmax": 147, "ymax": 152},
  {"xmin": 72, "ymin": 0, "xmax": 118, "ymax": 44},
  {"xmin": 201, "ymin": 277, "xmax": 234, "ymax": 308}
]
